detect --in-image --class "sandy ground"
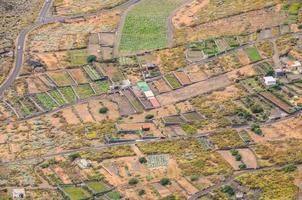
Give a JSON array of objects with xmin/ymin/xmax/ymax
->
[
  {"xmin": 236, "ymin": 49, "xmax": 251, "ymax": 65},
  {"xmin": 238, "ymin": 148, "xmax": 258, "ymax": 169},
  {"xmin": 218, "ymin": 150, "xmax": 241, "ymax": 170},
  {"xmin": 61, "ymin": 107, "xmax": 81, "ymax": 124},
  {"xmin": 73, "ymin": 103, "xmax": 95, "ymax": 123},
  {"xmin": 69, "ymin": 68, "xmax": 89, "ymax": 84},
  {"xmin": 157, "ymin": 74, "xmax": 231, "ymax": 105},
  {"xmin": 172, "ymin": 0, "xmax": 210, "ymax": 28}
]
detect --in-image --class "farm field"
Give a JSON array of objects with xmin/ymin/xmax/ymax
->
[
  {"xmin": 119, "ymin": 0, "xmax": 186, "ymax": 53},
  {"xmin": 2, "ymin": 0, "xmax": 302, "ymax": 199}
]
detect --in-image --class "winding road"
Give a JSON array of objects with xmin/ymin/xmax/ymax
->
[{"xmin": 0, "ymin": 0, "xmax": 141, "ymax": 97}]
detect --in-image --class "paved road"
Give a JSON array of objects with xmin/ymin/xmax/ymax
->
[{"xmin": 0, "ymin": 0, "xmax": 140, "ymax": 97}]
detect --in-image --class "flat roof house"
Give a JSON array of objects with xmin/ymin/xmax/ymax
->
[{"xmin": 264, "ymin": 76, "xmax": 276, "ymax": 86}]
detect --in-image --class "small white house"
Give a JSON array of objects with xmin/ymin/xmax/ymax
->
[
  {"xmin": 12, "ymin": 188, "xmax": 25, "ymax": 199},
  {"xmin": 264, "ymin": 76, "xmax": 276, "ymax": 86},
  {"xmin": 77, "ymin": 159, "xmax": 91, "ymax": 169}
]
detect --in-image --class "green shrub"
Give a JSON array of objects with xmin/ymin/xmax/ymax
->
[
  {"xmin": 145, "ymin": 114, "xmax": 154, "ymax": 120},
  {"xmin": 138, "ymin": 189, "xmax": 145, "ymax": 196},
  {"xmin": 230, "ymin": 149, "xmax": 239, "ymax": 156},
  {"xmin": 139, "ymin": 157, "xmax": 147, "ymax": 164},
  {"xmin": 128, "ymin": 178, "xmax": 139, "ymax": 185},
  {"xmin": 160, "ymin": 178, "xmax": 171, "ymax": 186},
  {"xmin": 87, "ymin": 55, "xmax": 97, "ymax": 63},
  {"xmin": 282, "ymin": 164, "xmax": 297, "ymax": 173},
  {"xmin": 239, "ymin": 163, "xmax": 247, "ymax": 170},
  {"xmin": 251, "ymin": 104, "xmax": 264, "ymax": 113},
  {"xmin": 235, "ymin": 154, "xmax": 242, "ymax": 161},
  {"xmin": 251, "ymin": 124, "xmax": 263, "ymax": 135},
  {"xmin": 99, "ymin": 107, "xmax": 109, "ymax": 114},
  {"xmin": 68, "ymin": 153, "xmax": 80, "ymax": 161},
  {"xmin": 221, "ymin": 185, "xmax": 235, "ymax": 196},
  {"xmin": 190, "ymin": 175, "xmax": 199, "ymax": 182}
]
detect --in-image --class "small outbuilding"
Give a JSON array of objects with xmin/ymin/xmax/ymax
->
[
  {"xmin": 12, "ymin": 188, "xmax": 25, "ymax": 199},
  {"xmin": 264, "ymin": 76, "xmax": 277, "ymax": 86}
]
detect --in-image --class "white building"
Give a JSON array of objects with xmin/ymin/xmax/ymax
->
[
  {"xmin": 77, "ymin": 159, "xmax": 91, "ymax": 169},
  {"xmin": 12, "ymin": 188, "xmax": 25, "ymax": 199},
  {"xmin": 264, "ymin": 76, "xmax": 276, "ymax": 86}
]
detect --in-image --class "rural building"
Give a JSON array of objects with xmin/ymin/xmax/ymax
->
[
  {"xmin": 12, "ymin": 188, "xmax": 25, "ymax": 199},
  {"xmin": 275, "ymin": 68, "xmax": 285, "ymax": 77},
  {"xmin": 77, "ymin": 159, "xmax": 91, "ymax": 169},
  {"xmin": 264, "ymin": 76, "xmax": 276, "ymax": 86}
]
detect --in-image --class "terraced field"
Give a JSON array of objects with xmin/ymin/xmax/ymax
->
[{"xmin": 119, "ymin": 0, "xmax": 186, "ymax": 53}]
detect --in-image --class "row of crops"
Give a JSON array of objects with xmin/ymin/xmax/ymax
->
[{"xmin": 9, "ymin": 80, "xmax": 110, "ymax": 119}]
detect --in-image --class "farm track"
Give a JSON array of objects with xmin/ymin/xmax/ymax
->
[{"xmin": 0, "ymin": 0, "xmax": 140, "ymax": 97}]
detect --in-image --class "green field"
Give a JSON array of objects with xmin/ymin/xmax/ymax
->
[
  {"xmin": 59, "ymin": 86, "xmax": 78, "ymax": 103},
  {"xmin": 62, "ymin": 186, "xmax": 91, "ymax": 200},
  {"xmin": 49, "ymin": 89, "xmax": 66, "ymax": 105},
  {"xmin": 35, "ymin": 93, "xmax": 58, "ymax": 110},
  {"xmin": 69, "ymin": 50, "xmax": 88, "ymax": 66},
  {"xmin": 245, "ymin": 47, "xmax": 262, "ymax": 62},
  {"xmin": 87, "ymin": 181, "xmax": 109, "ymax": 193},
  {"xmin": 74, "ymin": 84, "xmax": 95, "ymax": 99},
  {"xmin": 91, "ymin": 80, "xmax": 110, "ymax": 94},
  {"xmin": 119, "ymin": 0, "xmax": 185, "ymax": 53}
]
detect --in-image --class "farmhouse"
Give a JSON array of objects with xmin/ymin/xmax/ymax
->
[
  {"xmin": 264, "ymin": 76, "xmax": 276, "ymax": 86},
  {"xmin": 12, "ymin": 188, "xmax": 25, "ymax": 199}
]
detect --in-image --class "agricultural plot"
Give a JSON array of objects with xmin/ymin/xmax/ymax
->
[
  {"xmin": 254, "ymin": 62, "xmax": 274, "ymax": 76},
  {"xmin": 59, "ymin": 86, "xmax": 78, "ymax": 103},
  {"xmin": 28, "ymin": 12, "xmax": 120, "ymax": 53},
  {"xmin": 197, "ymin": 137, "xmax": 214, "ymax": 150},
  {"xmin": 261, "ymin": 91, "xmax": 294, "ymax": 113},
  {"xmin": 215, "ymin": 38, "xmax": 229, "ymax": 52},
  {"xmin": 138, "ymin": 139, "xmax": 233, "ymax": 176},
  {"xmin": 245, "ymin": 47, "xmax": 262, "ymax": 62},
  {"xmin": 74, "ymin": 84, "xmax": 95, "ymax": 99},
  {"xmin": 83, "ymin": 65, "xmax": 102, "ymax": 81},
  {"xmin": 48, "ymin": 71, "xmax": 75, "ymax": 86},
  {"xmin": 68, "ymin": 68, "xmax": 90, "ymax": 84},
  {"xmin": 162, "ymin": 115, "xmax": 185, "ymax": 125},
  {"xmin": 61, "ymin": 186, "xmax": 91, "ymax": 200},
  {"xmin": 146, "ymin": 154, "xmax": 169, "ymax": 168},
  {"xmin": 49, "ymin": 89, "xmax": 67, "ymax": 106},
  {"xmin": 189, "ymin": 40, "xmax": 219, "ymax": 57},
  {"xmin": 225, "ymin": 36, "xmax": 240, "ymax": 48},
  {"xmin": 68, "ymin": 49, "xmax": 88, "ymax": 66},
  {"xmin": 240, "ymin": 77, "xmax": 265, "ymax": 93},
  {"xmin": 209, "ymin": 129, "xmax": 245, "ymax": 149},
  {"xmin": 91, "ymin": 80, "xmax": 110, "ymax": 94},
  {"xmin": 13, "ymin": 97, "xmax": 40, "ymax": 117},
  {"xmin": 34, "ymin": 93, "xmax": 58, "ymax": 110},
  {"xmin": 119, "ymin": 0, "xmax": 186, "ymax": 53},
  {"xmin": 164, "ymin": 74, "xmax": 182, "ymax": 89},
  {"xmin": 97, "ymin": 63, "xmax": 124, "ymax": 83},
  {"xmin": 152, "ymin": 79, "xmax": 172, "ymax": 94},
  {"xmin": 174, "ymin": 71, "xmax": 192, "ymax": 86},
  {"xmin": 0, "ymin": 102, "xmax": 15, "ymax": 121},
  {"xmin": 123, "ymin": 89, "xmax": 144, "ymax": 113},
  {"xmin": 182, "ymin": 111, "xmax": 204, "ymax": 122},
  {"xmin": 87, "ymin": 181, "xmax": 109, "ymax": 194}
]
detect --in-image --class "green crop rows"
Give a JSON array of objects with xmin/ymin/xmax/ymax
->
[
  {"xmin": 35, "ymin": 93, "xmax": 58, "ymax": 110},
  {"xmin": 49, "ymin": 89, "xmax": 66, "ymax": 106},
  {"xmin": 74, "ymin": 84, "xmax": 95, "ymax": 99},
  {"xmin": 83, "ymin": 65, "xmax": 101, "ymax": 81},
  {"xmin": 59, "ymin": 86, "xmax": 77, "ymax": 103},
  {"xmin": 119, "ymin": 0, "xmax": 186, "ymax": 53}
]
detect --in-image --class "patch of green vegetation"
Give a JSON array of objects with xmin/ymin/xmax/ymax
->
[
  {"xmin": 245, "ymin": 47, "xmax": 262, "ymax": 62},
  {"xmin": 119, "ymin": 0, "xmax": 186, "ymax": 53},
  {"xmin": 107, "ymin": 191, "xmax": 121, "ymax": 200},
  {"xmin": 49, "ymin": 89, "xmax": 66, "ymax": 105},
  {"xmin": 69, "ymin": 50, "xmax": 88, "ymax": 66},
  {"xmin": 209, "ymin": 129, "xmax": 245, "ymax": 149},
  {"xmin": 138, "ymin": 139, "xmax": 233, "ymax": 176},
  {"xmin": 59, "ymin": 86, "xmax": 77, "ymax": 103},
  {"xmin": 62, "ymin": 186, "xmax": 90, "ymax": 200},
  {"xmin": 35, "ymin": 93, "xmax": 58, "ymax": 110},
  {"xmin": 87, "ymin": 181, "xmax": 108, "ymax": 193},
  {"xmin": 181, "ymin": 124, "xmax": 198, "ymax": 135},
  {"xmin": 236, "ymin": 170, "xmax": 298, "ymax": 200},
  {"xmin": 74, "ymin": 84, "xmax": 95, "ymax": 99},
  {"xmin": 92, "ymin": 80, "xmax": 110, "ymax": 94},
  {"xmin": 164, "ymin": 74, "xmax": 182, "ymax": 89}
]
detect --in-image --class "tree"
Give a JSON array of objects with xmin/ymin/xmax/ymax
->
[
  {"xmin": 251, "ymin": 123, "xmax": 263, "ymax": 135},
  {"xmin": 282, "ymin": 164, "xmax": 297, "ymax": 173},
  {"xmin": 239, "ymin": 163, "xmax": 247, "ymax": 170},
  {"xmin": 128, "ymin": 178, "xmax": 139, "ymax": 185},
  {"xmin": 87, "ymin": 55, "xmax": 97, "ymax": 63},
  {"xmin": 230, "ymin": 149, "xmax": 239, "ymax": 156},
  {"xmin": 99, "ymin": 107, "xmax": 109, "ymax": 114},
  {"xmin": 139, "ymin": 157, "xmax": 147, "ymax": 164},
  {"xmin": 251, "ymin": 104, "xmax": 264, "ymax": 113},
  {"xmin": 160, "ymin": 178, "xmax": 171, "ymax": 186},
  {"xmin": 138, "ymin": 189, "xmax": 145, "ymax": 196},
  {"xmin": 221, "ymin": 185, "xmax": 235, "ymax": 196},
  {"xmin": 235, "ymin": 154, "xmax": 242, "ymax": 161},
  {"xmin": 145, "ymin": 114, "xmax": 154, "ymax": 120},
  {"xmin": 68, "ymin": 153, "xmax": 80, "ymax": 161}
]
